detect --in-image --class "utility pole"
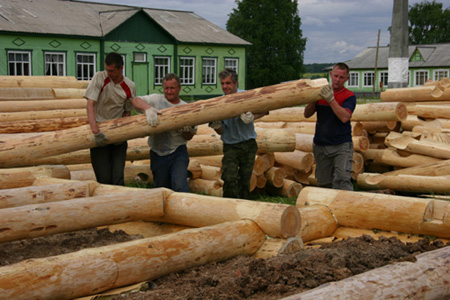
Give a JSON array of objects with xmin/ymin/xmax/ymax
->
[{"xmin": 388, "ymin": 0, "xmax": 409, "ymax": 89}]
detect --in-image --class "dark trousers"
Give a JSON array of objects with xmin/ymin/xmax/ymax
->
[
  {"xmin": 150, "ymin": 145, "xmax": 190, "ymax": 192},
  {"xmin": 90, "ymin": 141, "xmax": 128, "ymax": 185},
  {"xmin": 221, "ymin": 139, "xmax": 258, "ymax": 199}
]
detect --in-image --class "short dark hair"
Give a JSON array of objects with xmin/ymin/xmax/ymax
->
[
  {"xmin": 163, "ymin": 73, "xmax": 181, "ymax": 86},
  {"xmin": 105, "ymin": 52, "xmax": 123, "ymax": 69},
  {"xmin": 332, "ymin": 62, "xmax": 350, "ymax": 74},
  {"xmin": 219, "ymin": 68, "xmax": 238, "ymax": 83}
]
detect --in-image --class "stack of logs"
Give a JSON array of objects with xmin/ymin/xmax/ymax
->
[{"xmin": 0, "ymin": 76, "xmax": 449, "ymax": 299}]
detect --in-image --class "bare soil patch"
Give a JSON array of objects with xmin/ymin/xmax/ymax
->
[{"xmin": 0, "ymin": 228, "xmax": 448, "ymax": 299}]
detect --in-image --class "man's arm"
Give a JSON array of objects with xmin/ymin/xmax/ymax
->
[
  {"xmin": 328, "ymin": 100, "xmax": 351, "ymax": 123},
  {"xmin": 304, "ymin": 102, "xmax": 317, "ymax": 118},
  {"xmin": 86, "ymin": 99, "xmax": 99, "ymax": 134}
]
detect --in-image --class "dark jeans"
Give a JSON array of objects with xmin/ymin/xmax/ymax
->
[
  {"xmin": 221, "ymin": 139, "xmax": 258, "ymax": 199},
  {"xmin": 90, "ymin": 141, "xmax": 128, "ymax": 185},
  {"xmin": 150, "ymin": 145, "xmax": 190, "ymax": 192}
]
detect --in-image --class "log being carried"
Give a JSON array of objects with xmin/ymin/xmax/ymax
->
[{"xmin": 0, "ymin": 78, "xmax": 327, "ymax": 168}]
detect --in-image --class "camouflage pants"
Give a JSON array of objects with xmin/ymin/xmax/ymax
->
[{"xmin": 221, "ymin": 139, "xmax": 258, "ymax": 199}]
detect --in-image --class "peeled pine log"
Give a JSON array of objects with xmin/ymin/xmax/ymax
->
[
  {"xmin": 256, "ymin": 173, "xmax": 267, "ymax": 188},
  {"xmin": 364, "ymin": 148, "xmax": 441, "ymax": 168},
  {"xmin": 199, "ymin": 164, "xmax": 221, "ymax": 181},
  {"xmin": 384, "ymin": 159, "xmax": 450, "ymax": 176},
  {"xmin": 352, "ymin": 136, "xmax": 369, "ymax": 152},
  {"xmin": 266, "ymin": 179, "xmax": 302, "ymax": 198},
  {"xmin": 0, "ymin": 109, "xmax": 86, "ymax": 122},
  {"xmin": 295, "ymin": 133, "xmax": 314, "ymax": 152},
  {"xmin": 284, "ymin": 122, "xmax": 316, "ymax": 134},
  {"xmin": 284, "ymin": 246, "xmax": 450, "ymax": 300},
  {"xmin": 401, "ymin": 114, "xmax": 442, "ymax": 131},
  {"xmin": 386, "ymin": 133, "xmax": 450, "ymax": 159},
  {"xmin": 264, "ymin": 167, "xmax": 286, "ymax": 188},
  {"xmin": 258, "ymin": 102, "xmax": 407, "ymax": 122},
  {"xmin": 381, "ymin": 82, "xmax": 450, "ymax": 102},
  {"xmin": 0, "ymin": 165, "xmax": 70, "ymax": 189},
  {"xmin": 188, "ymin": 178, "xmax": 223, "ymax": 197},
  {"xmin": 0, "ymin": 99, "xmax": 86, "ymax": 112},
  {"xmin": 250, "ymin": 171, "xmax": 257, "ymax": 191},
  {"xmin": 274, "ymin": 150, "xmax": 314, "ymax": 173},
  {"xmin": 0, "ymin": 87, "xmax": 55, "ymax": 100},
  {"xmin": 0, "ymin": 116, "xmax": 88, "ymax": 133},
  {"xmin": 150, "ymin": 192, "xmax": 301, "ymax": 238},
  {"xmin": 0, "ymin": 189, "xmax": 165, "ymax": 243},
  {"xmin": 360, "ymin": 121, "xmax": 401, "ymax": 133},
  {"xmin": 357, "ymin": 173, "xmax": 450, "ymax": 194},
  {"xmin": 253, "ymin": 237, "xmax": 303, "ymax": 259},
  {"xmin": 0, "ymin": 181, "xmax": 90, "ymax": 209},
  {"xmin": 189, "ymin": 155, "xmax": 223, "ymax": 167},
  {"xmin": 296, "ymin": 186, "xmax": 450, "ymax": 239},
  {"xmin": 253, "ymin": 153, "xmax": 275, "ymax": 176},
  {"xmin": 0, "ymin": 78, "xmax": 327, "ymax": 167},
  {"xmin": 0, "ymin": 220, "xmax": 265, "ymax": 300},
  {"xmin": 0, "ymin": 75, "xmax": 88, "ymax": 88},
  {"xmin": 100, "ymin": 221, "xmax": 192, "ymax": 238},
  {"xmin": 406, "ymin": 102, "xmax": 450, "ymax": 119},
  {"xmin": 352, "ymin": 152, "xmax": 365, "ymax": 175},
  {"xmin": 52, "ymin": 88, "xmax": 86, "ymax": 99},
  {"xmin": 297, "ymin": 205, "xmax": 338, "ymax": 242}
]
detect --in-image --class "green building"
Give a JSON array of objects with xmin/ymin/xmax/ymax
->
[
  {"xmin": 0, "ymin": 0, "xmax": 251, "ymax": 99},
  {"xmin": 328, "ymin": 43, "xmax": 450, "ymax": 97}
]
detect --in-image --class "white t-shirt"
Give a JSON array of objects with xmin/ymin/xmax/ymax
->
[{"xmin": 138, "ymin": 94, "xmax": 196, "ymax": 156}]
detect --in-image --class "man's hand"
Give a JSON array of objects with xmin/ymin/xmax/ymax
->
[
  {"xmin": 179, "ymin": 125, "xmax": 196, "ymax": 134},
  {"xmin": 240, "ymin": 112, "xmax": 254, "ymax": 124},
  {"xmin": 94, "ymin": 132, "xmax": 109, "ymax": 147},
  {"xmin": 319, "ymin": 85, "xmax": 335, "ymax": 104},
  {"xmin": 208, "ymin": 121, "xmax": 222, "ymax": 130},
  {"xmin": 145, "ymin": 107, "xmax": 160, "ymax": 127}
]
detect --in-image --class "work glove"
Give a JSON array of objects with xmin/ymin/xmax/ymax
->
[
  {"xmin": 208, "ymin": 121, "xmax": 222, "ymax": 130},
  {"xmin": 179, "ymin": 125, "xmax": 196, "ymax": 134},
  {"xmin": 319, "ymin": 85, "xmax": 335, "ymax": 104},
  {"xmin": 240, "ymin": 112, "xmax": 254, "ymax": 124},
  {"xmin": 94, "ymin": 132, "xmax": 109, "ymax": 147},
  {"xmin": 145, "ymin": 107, "xmax": 160, "ymax": 127}
]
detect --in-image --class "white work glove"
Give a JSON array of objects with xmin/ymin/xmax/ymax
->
[
  {"xmin": 94, "ymin": 132, "xmax": 109, "ymax": 147},
  {"xmin": 145, "ymin": 107, "xmax": 160, "ymax": 127},
  {"xmin": 208, "ymin": 121, "xmax": 222, "ymax": 130},
  {"xmin": 319, "ymin": 84, "xmax": 335, "ymax": 104},
  {"xmin": 240, "ymin": 112, "xmax": 254, "ymax": 124},
  {"xmin": 179, "ymin": 125, "xmax": 196, "ymax": 134}
]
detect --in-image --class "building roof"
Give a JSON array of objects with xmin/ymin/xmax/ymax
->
[
  {"xmin": 346, "ymin": 43, "xmax": 450, "ymax": 69},
  {"xmin": 0, "ymin": 0, "xmax": 251, "ymax": 45}
]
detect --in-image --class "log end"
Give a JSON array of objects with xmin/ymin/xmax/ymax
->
[{"xmin": 281, "ymin": 205, "xmax": 302, "ymax": 238}]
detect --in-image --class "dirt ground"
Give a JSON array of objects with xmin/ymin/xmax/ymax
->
[{"xmin": 0, "ymin": 227, "xmax": 448, "ymax": 299}]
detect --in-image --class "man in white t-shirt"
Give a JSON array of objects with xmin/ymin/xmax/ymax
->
[
  {"xmin": 131, "ymin": 73, "xmax": 196, "ymax": 192},
  {"xmin": 84, "ymin": 52, "xmax": 136, "ymax": 185}
]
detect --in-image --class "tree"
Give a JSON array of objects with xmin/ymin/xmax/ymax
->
[
  {"xmin": 409, "ymin": 0, "xmax": 450, "ymax": 44},
  {"xmin": 226, "ymin": 0, "xmax": 306, "ymax": 89}
]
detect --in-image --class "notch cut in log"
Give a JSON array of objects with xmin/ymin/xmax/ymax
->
[{"xmin": 0, "ymin": 78, "xmax": 327, "ymax": 168}]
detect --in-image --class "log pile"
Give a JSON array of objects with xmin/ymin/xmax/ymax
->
[{"xmin": 1, "ymin": 76, "xmax": 450, "ymax": 299}]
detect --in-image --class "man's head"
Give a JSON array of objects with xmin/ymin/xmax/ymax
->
[
  {"xmin": 219, "ymin": 69, "xmax": 238, "ymax": 95},
  {"xmin": 163, "ymin": 73, "xmax": 181, "ymax": 104},
  {"xmin": 329, "ymin": 62, "xmax": 350, "ymax": 91},
  {"xmin": 104, "ymin": 52, "xmax": 124, "ymax": 83}
]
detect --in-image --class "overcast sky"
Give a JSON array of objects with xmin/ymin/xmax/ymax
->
[{"xmin": 86, "ymin": 0, "xmax": 450, "ymax": 64}]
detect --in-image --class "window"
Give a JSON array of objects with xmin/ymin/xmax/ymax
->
[
  {"xmin": 379, "ymin": 71, "xmax": 388, "ymax": 88},
  {"xmin": 76, "ymin": 53, "xmax": 96, "ymax": 80},
  {"xmin": 154, "ymin": 56, "xmax": 170, "ymax": 85},
  {"xmin": 414, "ymin": 70, "xmax": 428, "ymax": 86},
  {"xmin": 134, "ymin": 53, "xmax": 146, "ymax": 62},
  {"xmin": 348, "ymin": 72, "xmax": 359, "ymax": 87},
  {"xmin": 179, "ymin": 57, "xmax": 195, "ymax": 85},
  {"xmin": 202, "ymin": 58, "xmax": 217, "ymax": 84},
  {"xmin": 224, "ymin": 58, "xmax": 239, "ymax": 73},
  {"xmin": 8, "ymin": 51, "xmax": 31, "ymax": 76},
  {"xmin": 45, "ymin": 52, "xmax": 66, "ymax": 76},
  {"xmin": 434, "ymin": 69, "xmax": 449, "ymax": 81},
  {"xmin": 121, "ymin": 55, "xmax": 126, "ymax": 75},
  {"xmin": 363, "ymin": 72, "xmax": 374, "ymax": 87}
]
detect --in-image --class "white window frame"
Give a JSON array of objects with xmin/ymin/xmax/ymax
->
[
  {"xmin": 179, "ymin": 57, "xmax": 195, "ymax": 85},
  {"xmin": 379, "ymin": 71, "xmax": 389, "ymax": 87},
  {"xmin": 154, "ymin": 56, "xmax": 170, "ymax": 85},
  {"xmin": 121, "ymin": 54, "xmax": 126, "ymax": 75},
  {"xmin": 202, "ymin": 57, "xmax": 217, "ymax": 85},
  {"xmin": 414, "ymin": 70, "xmax": 429, "ymax": 86},
  {"xmin": 348, "ymin": 72, "xmax": 359, "ymax": 87},
  {"xmin": 76, "ymin": 53, "xmax": 96, "ymax": 80},
  {"xmin": 434, "ymin": 69, "xmax": 449, "ymax": 81},
  {"xmin": 224, "ymin": 58, "xmax": 239, "ymax": 73},
  {"xmin": 8, "ymin": 50, "xmax": 31, "ymax": 76},
  {"xmin": 45, "ymin": 51, "xmax": 66, "ymax": 76},
  {"xmin": 363, "ymin": 71, "xmax": 375, "ymax": 87},
  {"xmin": 134, "ymin": 52, "xmax": 146, "ymax": 63}
]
